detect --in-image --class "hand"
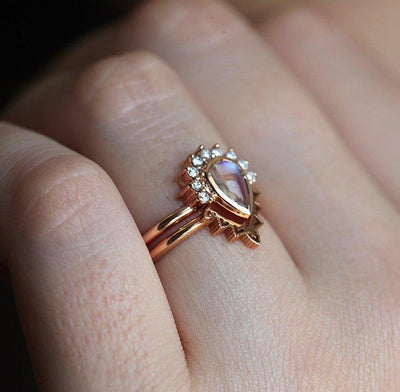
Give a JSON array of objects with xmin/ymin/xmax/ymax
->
[{"xmin": 2, "ymin": 0, "xmax": 400, "ymax": 390}]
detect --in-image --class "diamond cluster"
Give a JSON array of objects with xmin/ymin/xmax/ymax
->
[{"xmin": 185, "ymin": 144, "xmax": 257, "ymax": 204}]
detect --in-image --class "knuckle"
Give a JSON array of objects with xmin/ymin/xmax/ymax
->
[
  {"xmin": 73, "ymin": 52, "xmax": 179, "ymax": 127},
  {"xmin": 13, "ymin": 153, "xmax": 113, "ymax": 239}
]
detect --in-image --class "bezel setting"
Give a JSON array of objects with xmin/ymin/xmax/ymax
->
[{"xmin": 177, "ymin": 144, "xmax": 262, "ymax": 248}]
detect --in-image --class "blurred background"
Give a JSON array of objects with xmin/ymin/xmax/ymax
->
[
  {"xmin": 0, "ymin": 0, "xmax": 253, "ymax": 111},
  {"xmin": 0, "ymin": 0, "xmax": 135, "ymax": 110}
]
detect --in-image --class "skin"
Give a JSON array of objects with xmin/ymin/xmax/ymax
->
[{"xmin": 2, "ymin": 0, "xmax": 400, "ymax": 390}]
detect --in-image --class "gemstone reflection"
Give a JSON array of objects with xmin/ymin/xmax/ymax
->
[{"xmin": 208, "ymin": 159, "xmax": 250, "ymax": 215}]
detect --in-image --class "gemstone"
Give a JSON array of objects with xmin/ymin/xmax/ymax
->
[
  {"xmin": 191, "ymin": 155, "xmax": 204, "ymax": 167},
  {"xmin": 191, "ymin": 179, "xmax": 203, "ymax": 191},
  {"xmin": 225, "ymin": 149, "xmax": 237, "ymax": 160},
  {"xmin": 238, "ymin": 160, "xmax": 249, "ymax": 170},
  {"xmin": 208, "ymin": 159, "xmax": 250, "ymax": 216},
  {"xmin": 200, "ymin": 148, "xmax": 211, "ymax": 160},
  {"xmin": 187, "ymin": 166, "xmax": 199, "ymax": 178},
  {"xmin": 212, "ymin": 148, "xmax": 224, "ymax": 157},
  {"xmin": 245, "ymin": 171, "xmax": 257, "ymax": 184},
  {"xmin": 198, "ymin": 191, "xmax": 210, "ymax": 204}
]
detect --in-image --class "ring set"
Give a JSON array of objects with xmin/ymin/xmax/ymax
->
[{"xmin": 143, "ymin": 144, "xmax": 263, "ymax": 260}]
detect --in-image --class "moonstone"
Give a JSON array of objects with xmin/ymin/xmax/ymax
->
[{"xmin": 208, "ymin": 159, "xmax": 250, "ymax": 215}]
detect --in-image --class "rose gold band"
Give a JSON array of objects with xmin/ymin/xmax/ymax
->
[
  {"xmin": 143, "ymin": 206, "xmax": 208, "ymax": 260},
  {"xmin": 142, "ymin": 144, "xmax": 262, "ymax": 261}
]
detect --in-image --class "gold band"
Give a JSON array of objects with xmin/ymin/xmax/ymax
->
[
  {"xmin": 142, "ymin": 144, "xmax": 262, "ymax": 261},
  {"xmin": 143, "ymin": 206, "xmax": 207, "ymax": 261}
]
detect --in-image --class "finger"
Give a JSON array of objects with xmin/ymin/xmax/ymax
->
[
  {"xmin": 224, "ymin": 0, "xmax": 282, "ymax": 18},
  {"xmin": 4, "ymin": 53, "xmax": 305, "ymax": 389},
  {"xmin": 229, "ymin": 0, "xmax": 400, "ymax": 83},
  {"xmin": 0, "ymin": 123, "xmax": 188, "ymax": 391},
  {"xmin": 319, "ymin": 0, "xmax": 400, "ymax": 82},
  {"xmin": 260, "ymin": 7, "xmax": 400, "ymax": 207},
  {"xmin": 116, "ymin": 0, "xmax": 400, "ymax": 286},
  {"xmin": 37, "ymin": 0, "xmax": 400, "ymax": 88}
]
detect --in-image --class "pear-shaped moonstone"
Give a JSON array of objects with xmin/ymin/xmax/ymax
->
[{"xmin": 208, "ymin": 159, "xmax": 250, "ymax": 215}]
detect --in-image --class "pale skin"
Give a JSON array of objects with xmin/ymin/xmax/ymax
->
[{"xmin": 2, "ymin": 0, "xmax": 400, "ymax": 390}]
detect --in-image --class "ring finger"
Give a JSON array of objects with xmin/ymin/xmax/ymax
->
[
  {"xmin": 5, "ymin": 52, "xmax": 305, "ymax": 389},
  {"xmin": 123, "ymin": 0, "xmax": 400, "ymax": 290}
]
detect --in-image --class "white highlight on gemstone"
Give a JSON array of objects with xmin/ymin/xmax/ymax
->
[
  {"xmin": 198, "ymin": 191, "xmax": 210, "ymax": 203},
  {"xmin": 191, "ymin": 179, "xmax": 203, "ymax": 191},
  {"xmin": 226, "ymin": 149, "xmax": 237, "ymax": 160},
  {"xmin": 192, "ymin": 155, "xmax": 204, "ymax": 167},
  {"xmin": 187, "ymin": 166, "xmax": 199, "ymax": 178},
  {"xmin": 212, "ymin": 148, "xmax": 224, "ymax": 157},
  {"xmin": 238, "ymin": 160, "xmax": 249, "ymax": 170}
]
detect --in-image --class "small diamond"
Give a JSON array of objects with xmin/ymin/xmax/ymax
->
[
  {"xmin": 212, "ymin": 148, "xmax": 224, "ymax": 157},
  {"xmin": 198, "ymin": 191, "xmax": 210, "ymax": 204},
  {"xmin": 187, "ymin": 166, "xmax": 199, "ymax": 178},
  {"xmin": 238, "ymin": 160, "xmax": 249, "ymax": 170},
  {"xmin": 200, "ymin": 149, "xmax": 211, "ymax": 160},
  {"xmin": 191, "ymin": 179, "xmax": 203, "ymax": 191},
  {"xmin": 191, "ymin": 155, "xmax": 204, "ymax": 167},
  {"xmin": 226, "ymin": 149, "xmax": 237, "ymax": 160},
  {"xmin": 245, "ymin": 171, "xmax": 257, "ymax": 183}
]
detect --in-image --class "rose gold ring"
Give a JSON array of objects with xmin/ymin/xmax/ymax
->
[{"xmin": 143, "ymin": 144, "xmax": 263, "ymax": 261}]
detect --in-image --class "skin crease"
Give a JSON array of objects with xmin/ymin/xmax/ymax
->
[{"xmin": 2, "ymin": 0, "xmax": 400, "ymax": 390}]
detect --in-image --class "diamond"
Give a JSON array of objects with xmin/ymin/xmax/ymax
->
[
  {"xmin": 212, "ymin": 148, "xmax": 224, "ymax": 157},
  {"xmin": 208, "ymin": 159, "xmax": 251, "ymax": 217},
  {"xmin": 245, "ymin": 171, "xmax": 257, "ymax": 184},
  {"xmin": 200, "ymin": 149, "xmax": 211, "ymax": 160},
  {"xmin": 191, "ymin": 179, "xmax": 203, "ymax": 191},
  {"xmin": 191, "ymin": 155, "xmax": 204, "ymax": 167},
  {"xmin": 198, "ymin": 191, "xmax": 210, "ymax": 204},
  {"xmin": 187, "ymin": 166, "xmax": 199, "ymax": 178},
  {"xmin": 238, "ymin": 160, "xmax": 249, "ymax": 170},
  {"xmin": 226, "ymin": 149, "xmax": 237, "ymax": 160}
]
